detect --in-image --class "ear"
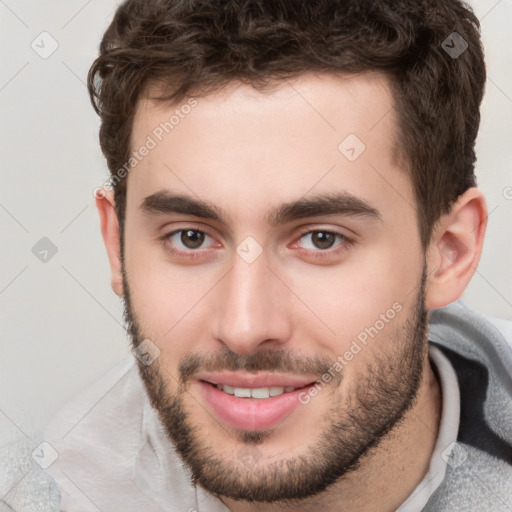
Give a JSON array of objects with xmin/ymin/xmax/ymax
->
[
  {"xmin": 95, "ymin": 188, "xmax": 124, "ymax": 297},
  {"xmin": 425, "ymin": 187, "xmax": 487, "ymax": 309}
]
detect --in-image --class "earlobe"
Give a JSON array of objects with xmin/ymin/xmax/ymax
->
[
  {"xmin": 95, "ymin": 188, "xmax": 124, "ymax": 297},
  {"xmin": 425, "ymin": 187, "xmax": 487, "ymax": 309}
]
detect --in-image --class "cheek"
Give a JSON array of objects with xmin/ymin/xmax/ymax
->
[
  {"xmin": 128, "ymin": 268, "xmax": 208, "ymax": 334},
  {"xmin": 283, "ymin": 243, "xmax": 419, "ymax": 345},
  {"xmin": 124, "ymin": 241, "xmax": 224, "ymax": 361}
]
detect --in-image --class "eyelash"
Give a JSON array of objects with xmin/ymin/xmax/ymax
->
[
  {"xmin": 161, "ymin": 226, "xmax": 354, "ymax": 259},
  {"xmin": 162, "ymin": 227, "xmax": 218, "ymax": 260},
  {"xmin": 293, "ymin": 227, "xmax": 354, "ymax": 258}
]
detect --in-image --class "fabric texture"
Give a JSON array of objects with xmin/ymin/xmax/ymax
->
[
  {"xmin": 0, "ymin": 437, "xmax": 60, "ymax": 512},
  {"xmin": 422, "ymin": 302, "xmax": 512, "ymax": 511}
]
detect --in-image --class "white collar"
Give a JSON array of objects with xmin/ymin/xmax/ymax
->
[{"xmin": 397, "ymin": 345, "xmax": 461, "ymax": 511}]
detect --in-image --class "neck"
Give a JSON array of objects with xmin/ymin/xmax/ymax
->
[{"xmin": 219, "ymin": 354, "xmax": 442, "ymax": 512}]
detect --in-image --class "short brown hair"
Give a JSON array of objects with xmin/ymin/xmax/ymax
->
[{"xmin": 88, "ymin": 0, "xmax": 486, "ymax": 247}]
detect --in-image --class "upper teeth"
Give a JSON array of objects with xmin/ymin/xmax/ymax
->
[{"xmin": 216, "ymin": 384, "xmax": 298, "ymax": 398}]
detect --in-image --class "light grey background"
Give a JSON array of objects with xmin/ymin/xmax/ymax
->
[{"xmin": 0, "ymin": 0, "xmax": 511, "ymax": 448}]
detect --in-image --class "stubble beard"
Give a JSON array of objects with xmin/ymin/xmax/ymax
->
[{"xmin": 122, "ymin": 265, "xmax": 428, "ymax": 503}]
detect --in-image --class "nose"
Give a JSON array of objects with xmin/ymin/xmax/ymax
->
[{"xmin": 210, "ymin": 250, "xmax": 292, "ymax": 355}]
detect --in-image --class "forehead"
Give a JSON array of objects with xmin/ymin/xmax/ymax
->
[{"xmin": 127, "ymin": 72, "xmax": 414, "ymax": 229}]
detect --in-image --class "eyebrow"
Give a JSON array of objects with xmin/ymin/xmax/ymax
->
[{"xmin": 140, "ymin": 190, "xmax": 382, "ymax": 225}]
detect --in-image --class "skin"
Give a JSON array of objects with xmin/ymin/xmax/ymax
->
[{"xmin": 96, "ymin": 72, "xmax": 487, "ymax": 511}]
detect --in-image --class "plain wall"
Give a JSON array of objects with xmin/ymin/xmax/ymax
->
[{"xmin": 0, "ymin": 0, "xmax": 511, "ymax": 446}]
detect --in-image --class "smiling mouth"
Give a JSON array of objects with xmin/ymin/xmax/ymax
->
[
  {"xmin": 198, "ymin": 378, "xmax": 317, "ymax": 431},
  {"xmin": 200, "ymin": 379, "xmax": 315, "ymax": 399}
]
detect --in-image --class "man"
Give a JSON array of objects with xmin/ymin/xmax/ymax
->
[{"xmin": 41, "ymin": 0, "xmax": 511, "ymax": 510}]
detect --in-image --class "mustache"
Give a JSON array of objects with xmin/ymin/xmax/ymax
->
[{"xmin": 178, "ymin": 348, "xmax": 337, "ymax": 384}]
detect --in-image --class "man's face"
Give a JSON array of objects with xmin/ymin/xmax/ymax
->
[{"xmin": 121, "ymin": 73, "xmax": 429, "ymax": 501}]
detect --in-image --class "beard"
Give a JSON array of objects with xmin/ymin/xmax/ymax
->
[{"xmin": 121, "ymin": 264, "xmax": 429, "ymax": 503}]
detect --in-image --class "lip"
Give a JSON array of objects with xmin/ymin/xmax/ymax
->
[
  {"xmin": 196, "ymin": 371, "xmax": 316, "ymax": 389},
  {"xmin": 197, "ymin": 377, "xmax": 315, "ymax": 432}
]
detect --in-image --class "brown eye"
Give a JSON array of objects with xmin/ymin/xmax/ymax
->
[
  {"xmin": 299, "ymin": 231, "xmax": 345, "ymax": 251},
  {"xmin": 180, "ymin": 230, "xmax": 205, "ymax": 249},
  {"xmin": 311, "ymin": 232, "xmax": 336, "ymax": 249},
  {"xmin": 165, "ymin": 229, "xmax": 213, "ymax": 251}
]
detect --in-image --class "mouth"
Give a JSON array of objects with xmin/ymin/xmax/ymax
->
[{"xmin": 196, "ymin": 373, "xmax": 317, "ymax": 431}]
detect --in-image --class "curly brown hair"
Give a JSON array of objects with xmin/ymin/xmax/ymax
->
[{"xmin": 88, "ymin": 0, "xmax": 486, "ymax": 248}]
